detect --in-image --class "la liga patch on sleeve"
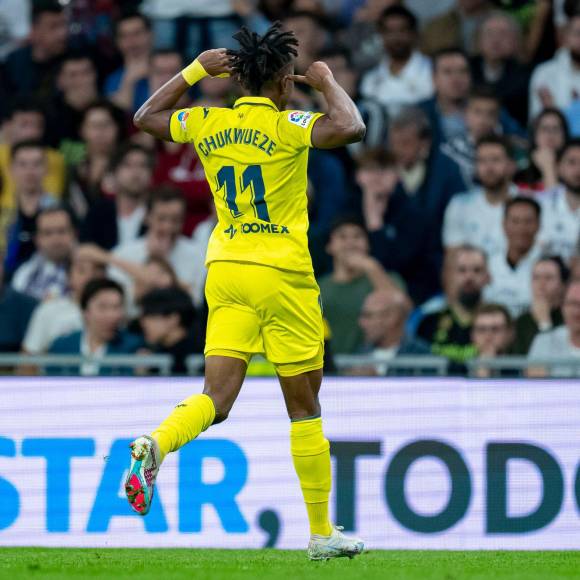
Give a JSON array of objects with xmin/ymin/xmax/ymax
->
[{"xmin": 288, "ymin": 111, "xmax": 314, "ymax": 128}]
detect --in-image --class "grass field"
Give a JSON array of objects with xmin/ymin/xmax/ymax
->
[{"xmin": 1, "ymin": 549, "xmax": 579, "ymax": 580}]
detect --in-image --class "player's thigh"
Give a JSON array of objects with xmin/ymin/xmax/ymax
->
[
  {"xmin": 205, "ymin": 262, "xmax": 263, "ymax": 356},
  {"xmin": 260, "ymin": 270, "xmax": 325, "ymax": 365}
]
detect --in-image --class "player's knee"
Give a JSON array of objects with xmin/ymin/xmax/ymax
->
[{"xmin": 203, "ymin": 389, "xmax": 233, "ymax": 424}]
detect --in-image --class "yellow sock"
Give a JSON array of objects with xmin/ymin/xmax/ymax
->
[
  {"xmin": 151, "ymin": 394, "xmax": 216, "ymax": 462},
  {"xmin": 290, "ymin": 417, "xmax": 333, "ymax": 536}
]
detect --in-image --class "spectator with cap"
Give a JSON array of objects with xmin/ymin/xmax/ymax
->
[
  {"xmin": 2, "ymin": 142, "xmax": 58, "ymax": 275},
  {"xmin": 470, "ymin": 11, "xmax": 531, "ymax": 126},
  {"xmin": 0, "ymin": 250, "xmax": 38, "ymax": 353},
  {"xmin": 443, "ymin": 135, "xmax": 519, "ymax": 259},
  {"xmin": 3, "ymin": 0, "xmax": 69, "ymax": 99},
  {"xmin": 537, "ymin": 139, "xmax": 580, "ymax": 262},
  {"xmin": 81, "ymin": 143, "xmax": 152, "ymax": 251},
  {"xmin": 22, "ymin": 245, "xmax": 106, "ymax": 354},
  {"xmin": 529, "ymin": 12, "xmax": 580, "ymax": 129},
  {"xmin": 417, "ymin": 245, "xmax": 489, "ymax": 364},
  {"xmin": 483, "ymin": 197, "xmax": 542, "ymax": 317},
  {"xmin": 48, "ymin": 278, "xmax": 142, "ymax": 376},
  {"xmin": 354, "ymin": 289, "xmax": 431, "ymax": 375},
  {"xmin": 67, "ymin": 100, "xmax": 128, "ymax": 217},
  {"xmin": 11, "ymin": 206, "xmax": 76, "ymax": 301},
  {"xmin": 511, "ymin": 256, "xmax": 567, "ymax": 354},
  {"xmin": 139, "ymin": 287, "xmax": 203, "ymax": 375},
  {"xmin": 360, "ymin": 5, "xmax": 433, "ymax": 118},
  {"xmin": 104, "ymin": 12, "xmax": 153, "ymax": 113},
  {"xmin": 317, "ymin": 215, "xmax": 400, "ymax": 354},
  {"xmin": 357, "ymin": 147, "xmax": 438, "ymax": 303},
  {"xmin": 0, "ymin": 97, "xmax": 65, "ymax": 211},
  {"xmin": 515, "ymin": 108, "xmax": 570, "ymax": 192}
]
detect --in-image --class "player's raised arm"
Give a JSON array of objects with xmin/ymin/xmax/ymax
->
[
  {"xmin": 290, "ymin": 61, "xmax": 366, "ymax": 149},
  {"xmin": 133, "ymin": 49, "xmax": 232, "ymax": 141}
]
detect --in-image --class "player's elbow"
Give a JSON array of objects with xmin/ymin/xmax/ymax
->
[
  {"xmin": 340, "ymin": 120, "xmax": 366, "ymax": 144},
  {"xmin": 133, "ymin": 107, "xmax": 148, "ymax": 131}
]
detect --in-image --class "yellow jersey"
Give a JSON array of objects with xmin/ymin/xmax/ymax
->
[{"xmin": 169, "ymin": 96, "xmax": 323, "ymax": 273}]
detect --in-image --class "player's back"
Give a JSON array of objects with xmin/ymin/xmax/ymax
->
[{"xmin": 170, "ymin": 96, "xmax": 322, "ymax": 273}]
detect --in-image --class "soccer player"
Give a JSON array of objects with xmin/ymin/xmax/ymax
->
[{"xmin": 125, "ymin": 23, "xmax": 366, "ymax": 560}]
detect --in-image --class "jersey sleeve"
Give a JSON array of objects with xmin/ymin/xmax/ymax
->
[
  {"xmin": 169, "ymin": 107, "xmax": 209, "ymax": 144},
  {"xmin": 277, "ymin": 110, "xmax": 325, "ymax": 149}
]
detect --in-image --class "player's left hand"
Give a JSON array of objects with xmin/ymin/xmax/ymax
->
[{"xmin": 197, "ymin": 48, "xmax": 233, "ymax": 78}]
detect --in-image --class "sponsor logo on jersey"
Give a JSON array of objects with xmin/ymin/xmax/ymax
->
[
  {"xmin": 177, "ymin": 111, "xmax": 189, "ymax": 130},
  {"xmin": 224, "ymin": 222, "xmax": 290, "ymax": 238},
  {"xmin": 288, "ymin": 111, "xmax": 313, "ymax": 128}
]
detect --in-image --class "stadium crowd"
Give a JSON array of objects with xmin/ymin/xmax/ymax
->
[{"xmin": 0, "ymin": 0, "xmax": 579, "ymax": 376}]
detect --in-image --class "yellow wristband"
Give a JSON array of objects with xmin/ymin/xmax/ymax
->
[{"xmin": 181, "ymin": 59, "xmax": 209, "ymax": 86}]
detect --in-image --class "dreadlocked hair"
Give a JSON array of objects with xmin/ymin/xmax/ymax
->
[{"xmin": 227, "ymin": 22, "xmax": 298, "ymax": 94}]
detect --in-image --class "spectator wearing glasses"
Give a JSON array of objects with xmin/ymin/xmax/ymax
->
[{"xmin": 511, "ymin": 256, "xmax": 568, "ymax": 355}]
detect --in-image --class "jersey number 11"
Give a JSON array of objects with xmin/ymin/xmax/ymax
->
[{"xmin": 217, "ymin": 165, "xmax": 270, "ymax": 222}]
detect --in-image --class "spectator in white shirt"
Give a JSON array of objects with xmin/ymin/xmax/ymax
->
[
  {"xmin": 529, "ymin": 13, "xmax": 580, "ymax": 125},
  {"xmin": 80, "ymin": 143, "xmax": 153, "ymax": 251},
  {"xmin": 528, "ymin": 281, "xmax": 580, "ymax": 369},
  {"xmin": 360, "ymin": 5, "xmax": 433, "ymax": 118},
  {"xmin": 484, "ymin": 197, "xmax": 542, "ymax": 317},
  {"xmin": 11, "ymin": 206, "xmax": 76, "ymax": 301},
  {"xmin": 443, "ymin": 135, "xmax": 518, "ymax": 258},
  {"xmin": 538, "ymin": 139, "xmax": 580, "ymax": 262},
  {"xmin": 109, "ymin": 188, "xmax": 206, "ymax": 311},
  {"xmin": 22, "ymin": 245, "xmax": 106, "ymax": 354}
]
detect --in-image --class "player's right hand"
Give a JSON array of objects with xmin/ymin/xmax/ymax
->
[
  {"xmin": 197, "ymin": 48, "xmax": 232, "ymax": 78},
  {"xmin": 289, "ymin": 61, "xmax": 334, "ymax": 91}
]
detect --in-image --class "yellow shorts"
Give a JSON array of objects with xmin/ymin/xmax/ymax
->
[{"xmin": 204, "ymin": 261, "xmax": 325, "ymax": 376}]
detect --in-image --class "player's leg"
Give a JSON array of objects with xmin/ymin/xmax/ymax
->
[{"xmin": 125, "ymin": 355, "xmax": 247, "ymax": 515}]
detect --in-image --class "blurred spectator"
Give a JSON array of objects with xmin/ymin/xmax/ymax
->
[
  {"xmin": 0, "ymin": 250, "xmax": 38, "ymax": 353},
  {"xmin": 48, "ymin": 278, "xmax": 142, "ymax": 375},
  {"xmin": 443, "ymin": 135, "xmax": 518, "ymax": 258},
  {"xmin": 388, "ymin": 107, "xmax": 466, "ymax": 247},
  {"xmin": 357, "ymin": 147, "xmax": 437, "ymax": 303},
  {"xmin": 140, "ymin": 286, "xmax": 202, "ymax": 374},
  {"xmin": 283, "ymin": 11, "xmax": 329, "ymax": 74},
  {"xmin": 22, "ymin": 246, "xmax": 106, "ymax": 354},
  {"xmin": 46, "ymin": 52, "xmax": 100, "ymax": 151},
  {"xmin": 105, "ymin": 12, "xmax": 153, "ymax": 113},
  {"xmin": 318, "ymin": 215, "xmax": 400, "ymax": 354},
  {"xmin": 0, "ymin": 0, "xmax": 30, "ymax": 61},
  {"xmin": 470, "ymin": 11, "xmax": 530, "ymax": 126},
  {"xmin": 417, "ymin": 245, "xmax": 489, "ymax": 363},
  {"xmin": 529, "ymin": 13, "xmax": 580, "ymax": 126},
  {"xmin": 3, "ymin": 0, "xmax": 68, "ymax": 100},
  {"xmin": 0, "ymin": 97, "xmax": 65, "ymax": 210},
  {"xmin": 11, "ymin": 206, "xmax": 76, "ymax": 301},
  {"xmin": 67, "ymin": 100, "xmax": 128, "ymax": 216},
  {"xmin": 355, "ymin": 289, "xmax": 431, "ymax": 374},
  {"xmin": 109, "ymin": 188, "xmax": 206, "ymax": 310},
  {"xmin": 511, "ymin": 256, "xmax": 568, "ymax": 354},
  {"xmin": 441, "ymin": 87, "xmax": 515, "ymax": 185},
  {"xmin": 134, "ymin": 49, "xmax": 184, "ymax": 112},
  {"xmin": 421, "ymin": 0, "xmax": 492, "ymax": 57},
  {"xmin": 81, "ymin": 144, "xmax": 152, "ymax": 250},
  {"xmin": 483, "ymin": 197, "xmax": 542, "ymax": 316},
  {"xmin": 537, "ymin": 139, "xmax": 580, "ymax": 262},
  {"xmin": 528, "ymin": 280, "xmax": 580, "ymax": 361},
  {"xmin": 470, "ymin": 302, "xmax": 514, "ymax": 364},
  {"xmin": 419, "ymin": 48, "xmax": 472, "ymax": 147},
  {"xmin": 3, "ymin": 142, "xmax": 57, "ymax": 274},
  {"xmin": 515, "ymin": 108, "xmax": 570, "ymax": 192},
  {"xmin": 360, "ymin": 5, "xmax": 433, "ymax": 118}
]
